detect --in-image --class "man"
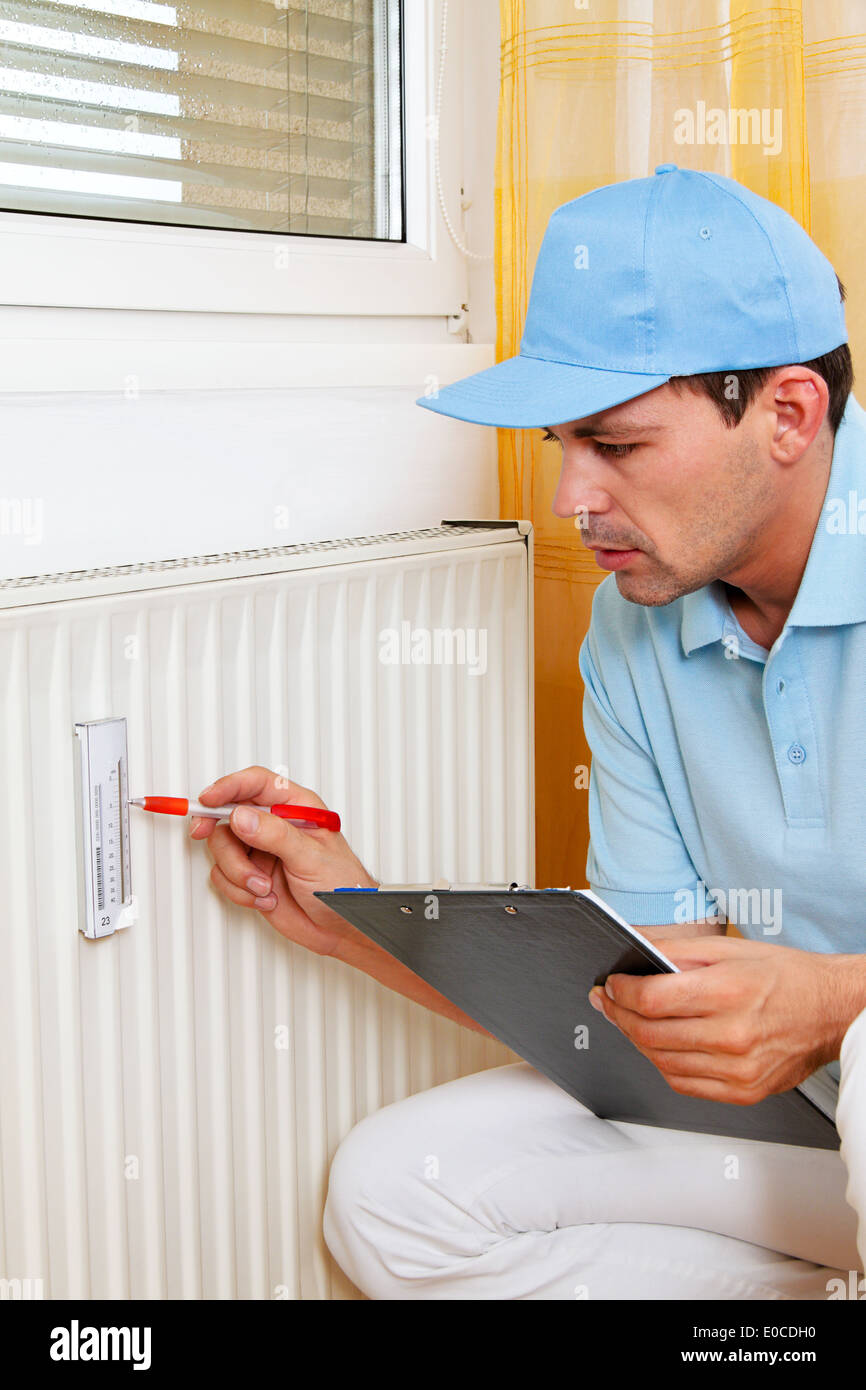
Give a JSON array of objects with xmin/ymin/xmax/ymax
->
[{"xmin": 194, "ymin": 166, "xmax": 866, "ymax": 1298}]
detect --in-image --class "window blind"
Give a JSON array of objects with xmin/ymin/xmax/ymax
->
[{"xmin": 0, "ymin": 0, "xmax": 403, "ymax": 238}]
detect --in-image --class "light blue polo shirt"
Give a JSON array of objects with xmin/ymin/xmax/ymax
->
[{"xmin": 579, "ymin": 392, "xmax": 866, "ymax": 955}]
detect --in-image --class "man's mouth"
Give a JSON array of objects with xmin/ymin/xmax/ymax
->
[{"xmin": 585, "ymin": 543, "xmax": 643, "ymax": 572}]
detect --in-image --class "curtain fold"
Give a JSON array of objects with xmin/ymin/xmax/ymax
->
[{"xmin": 495, "ymin": 0, "xmax": 864, "ymax": 888}]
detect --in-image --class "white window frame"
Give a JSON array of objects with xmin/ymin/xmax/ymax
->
[{"xmin": 0, "ymin": 0, "xmax": 468, "ymax": 319}]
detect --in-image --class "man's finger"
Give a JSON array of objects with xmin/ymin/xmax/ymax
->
[
  {"xmin": 248, "ymin": 847, "xmax": 279, "ymax": 879},
  {"xmin": 209, "ymin": 862, "xmax": 278, "ymax": 914},
  {"xmin": 658, "ymin": 1074, "xmax": 766, "ymax": 1106},
  {"xmin": 229, "ymin": 803, "xmax": 323, "ymax": 878},
  {"xmin": 591, "ymin": 986, "xmax": 761, "ymax": 1058},
  {"xmin": 190, "ymin": 815, "xmax": 221, "ymax": 839},
  {"xmin": 198, "ymin": 765, "xmax": 324, "ymax": 813},
  {"xmin": 594, "ymin": 996, "xmax": 726, "ymax": 1051},
  {"xmin": 637, "ymin": 1046, "xmax": 771, "ymax": 1086},
  {"xmin": 204, "ymin": 822, "xmax": 274, "ymax": 895},
  {"xmin": 602, "ymin": 965, "xmax": 730, "ymax": 1018}
]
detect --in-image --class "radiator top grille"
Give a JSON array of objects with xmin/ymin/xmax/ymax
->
[{"xmin": 0, "ymin": 522, "xmax": 528, "ymax": 605}]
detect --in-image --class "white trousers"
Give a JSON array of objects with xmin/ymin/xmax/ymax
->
[{"xmin": 323, "ymin": 1007, "xmax": 866, "ymax": 1299}]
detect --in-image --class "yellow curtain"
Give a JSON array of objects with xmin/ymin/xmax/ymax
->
[{"xmin": 495, "ymin": 0, "xmax": 865, "ymax": 888}]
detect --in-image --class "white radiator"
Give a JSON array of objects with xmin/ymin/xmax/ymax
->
[{"xmin": 0, "ymin": 523, "xmax": 534, "ymax": 1300}]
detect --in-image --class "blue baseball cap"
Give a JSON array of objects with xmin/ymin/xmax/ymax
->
[{"xmin": 416, "ymin": 165, "xmax": 847, "ymax": 429}]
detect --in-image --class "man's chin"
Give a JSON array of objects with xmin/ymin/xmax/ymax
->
[{"xmin": 613, "ymin": 570, "xmax": 691, "ymax": 608}]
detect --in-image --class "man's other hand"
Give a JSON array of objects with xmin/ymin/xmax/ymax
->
[{"xmin": 588, "ymin": 935, "xmax": 866, "ymax": 1105}]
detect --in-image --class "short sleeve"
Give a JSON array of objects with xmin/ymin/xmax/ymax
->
[{"xmin": 578, "ymin": 588, "xmax": 704, "ymax": 926}]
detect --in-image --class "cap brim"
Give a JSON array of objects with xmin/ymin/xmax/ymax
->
[{"xmin": 415, "ymin": 353, "xmax": 671, "ymax": 428}]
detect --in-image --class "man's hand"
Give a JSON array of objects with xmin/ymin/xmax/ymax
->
[
  {"xmin": 588, "ymin": 934, "xmax": 866, "ymax": 1105},
  {"xmin": 191, "ymin": 765, "xmax": 378, "ymax": 957}
]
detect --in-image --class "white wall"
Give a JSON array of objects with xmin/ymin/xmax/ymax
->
[
  {"xmin": 0, "ymin": 0, "xmax": 502, "ymax": 582},
  {"xmin": 0, "ymin": 384, "xmax": 498, "ymax": 577}
]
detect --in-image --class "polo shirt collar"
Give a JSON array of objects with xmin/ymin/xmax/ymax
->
[
  {"xmin": 681, "ymin": 581, "xmax": 729, "ymax": 656},
  {"xmin": 681, "ymin": 392, "xmax": 866, "ymax": 656}
]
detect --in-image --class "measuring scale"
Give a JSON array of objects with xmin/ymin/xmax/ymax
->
[{"xmin": 74, "ymin": 717, "xmax": 137, "ymax": 939}]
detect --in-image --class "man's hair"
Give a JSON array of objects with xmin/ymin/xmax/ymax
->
[{"xmin": 669, "ymin": 277, "xmax": 854, "ymax": 434}]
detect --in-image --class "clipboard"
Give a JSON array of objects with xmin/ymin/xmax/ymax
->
[{"xmin": 315, "ymin": 884, "xmax": 840, "ymax": 1151}]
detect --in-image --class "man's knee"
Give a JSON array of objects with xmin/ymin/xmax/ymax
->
[
  {"xmin": 323, "ymin": 1090, "xmax": 498, "ymax": 1298},
  {"xmin": 324, "ymin": 1110, "xmax": 388, "ymax": 1268},
  {"xmin": 324, "ymin": 1103, "xmax": 435, "ymax": 1297}
]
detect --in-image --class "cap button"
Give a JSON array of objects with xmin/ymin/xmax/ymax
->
[{"xmin": 654, "ymin": 163, "xmax": 678, "ymax": 174}]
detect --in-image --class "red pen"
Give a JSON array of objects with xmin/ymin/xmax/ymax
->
[{"xmin": 130, "ymin": 796, "xmax": 340, "ymax": 831}]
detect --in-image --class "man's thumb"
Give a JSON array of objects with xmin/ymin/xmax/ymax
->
[{"xmin": 230, "ymin": 803, "xmax": 318, "ymax": 870}]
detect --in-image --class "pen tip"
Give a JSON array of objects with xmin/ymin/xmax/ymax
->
[{"xmin": 129, "ymin": 798, "xmax": 143, "ymax": 807}]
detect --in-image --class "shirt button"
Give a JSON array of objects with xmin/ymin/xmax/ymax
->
[{"xmin": 787, "ymin": 743, "xmax": 806, "ymax": 764}]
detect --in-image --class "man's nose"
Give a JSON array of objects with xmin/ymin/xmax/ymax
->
[{"xmin": 551, "ymin": 458, "xmax": 611, "ymax": 522}]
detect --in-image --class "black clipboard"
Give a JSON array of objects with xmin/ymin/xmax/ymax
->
[{"xmin": 315, "ymin": 885, "xmax": 839, "ymax": 1151}]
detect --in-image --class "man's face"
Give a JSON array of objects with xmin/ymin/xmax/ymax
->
[{"xmin": 547, "ymin": 382, "xmax": 778, "ymax": 606}]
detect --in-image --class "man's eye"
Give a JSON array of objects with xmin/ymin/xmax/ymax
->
[
  {"xmin": 541, "ymin": 429, "xmax": 637, "ymax": 458},
  {"xmin": 592, "ymin": 441, "xmax": 637, "ymax": 458}
]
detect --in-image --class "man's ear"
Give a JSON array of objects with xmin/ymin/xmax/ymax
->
[{"xmin": 765, "ymin": 367, "xmax": 830, "ymax": 463}]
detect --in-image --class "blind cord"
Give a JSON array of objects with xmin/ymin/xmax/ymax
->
[{"xmin": 434, "ymin": 0, "xmax": 494, "ymax": 263}]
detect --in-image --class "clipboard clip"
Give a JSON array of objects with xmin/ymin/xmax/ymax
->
[{"xmin": 338, "ymin": 880, "xmax": 532, "ymax": 893}]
